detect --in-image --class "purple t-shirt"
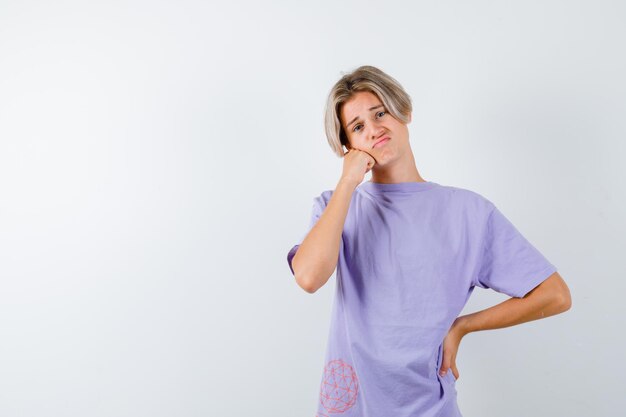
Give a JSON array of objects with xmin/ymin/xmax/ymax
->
[{"xmin": 287, "ymin": 180, "xmax": 557, "ymax": 417}]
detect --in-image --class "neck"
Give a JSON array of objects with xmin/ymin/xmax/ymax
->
[{"xmin": 370, "ymin": 152, "xmax": 425, "ymax": 184}]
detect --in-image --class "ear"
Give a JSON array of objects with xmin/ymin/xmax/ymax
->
[{"xmin": 408, "ymin": 112, "xmax": 412, "ymax": 124}]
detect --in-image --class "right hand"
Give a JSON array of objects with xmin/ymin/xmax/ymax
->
[{"xmin": 341, "ymin": 148, "xmax": 376, "ymax": 185}]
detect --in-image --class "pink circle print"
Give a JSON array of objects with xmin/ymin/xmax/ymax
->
[{"xmin": 319, "ymin": 359, "xmax": 359, "ymax": 413}]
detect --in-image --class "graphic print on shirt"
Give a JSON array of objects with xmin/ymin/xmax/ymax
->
[{"xmin": 319, "ymin": 359, "xmax": 359, "ymax": 413}]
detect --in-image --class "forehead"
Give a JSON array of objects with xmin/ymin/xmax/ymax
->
[{"xmin": 340, "ymin": 91, "xmax": 382, "ymax": 123}]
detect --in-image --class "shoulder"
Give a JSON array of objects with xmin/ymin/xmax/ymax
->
[
  {"xmin": 320, "ymin": 189, "xmax": 334, "ymax": 200},
  {"xmin": 313, "ymin": 189, "xmax": 334, "ymax": 207},
  {"xmin": 436, "ymin": 183, "xmax": 496, "ymax": 214}
]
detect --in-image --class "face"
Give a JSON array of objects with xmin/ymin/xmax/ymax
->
[{"xmin": 340, "ymin": 90, "xmax": 412, "ymax": 166}]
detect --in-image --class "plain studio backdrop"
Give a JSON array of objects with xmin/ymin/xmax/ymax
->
[{"xmin": 0, "ymin": 1, "xmax": 624, "ymax": 416}]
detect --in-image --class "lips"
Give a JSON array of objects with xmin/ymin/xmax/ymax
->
[{"xmin": 373, "ymin": 137, "xmax": 390, "ymax": 149}]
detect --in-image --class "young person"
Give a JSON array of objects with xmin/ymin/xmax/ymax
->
[{"xmin": 287, "ymin": 65, "xmax": 571, "ymax": 417}]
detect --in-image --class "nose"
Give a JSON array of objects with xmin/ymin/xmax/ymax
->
[{"xmin": 368, "ymin": 120, "xmax": 385, "ymax": 141}]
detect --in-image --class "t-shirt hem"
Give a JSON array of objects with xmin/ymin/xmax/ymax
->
[
  {"xmin": 287, "ymin": 244, "xmax": 299, "ymax": 276},
  {"xmin": 514, "ymin": 264, "xmax": 558, "ymax": 298}
]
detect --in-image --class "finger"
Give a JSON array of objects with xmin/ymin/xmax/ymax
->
[{"xmin": 440, "ymin": 354, "xmax": 452, "ymax": 376}]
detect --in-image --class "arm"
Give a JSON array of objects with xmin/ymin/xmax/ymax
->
[
  {"xmin": 455, "ymin": 272, "xmax": 572, "ymax": 336},
  {"xmin": 292, "ymin": 178, "xmax": 358, "ymax": 293}
]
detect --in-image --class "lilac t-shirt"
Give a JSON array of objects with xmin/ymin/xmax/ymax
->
[{"xmin": 287, "ymin": 180, "xmax": 557, "ymax": 417}]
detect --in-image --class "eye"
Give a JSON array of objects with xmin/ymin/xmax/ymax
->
[{"xmin": 351, "ymin": 110, "xmax": 386, "ymax": 133}]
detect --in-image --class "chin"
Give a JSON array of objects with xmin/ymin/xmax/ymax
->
[{"xmin": 375, "ymin": 148, "xmax": 397, "ymax": 164}]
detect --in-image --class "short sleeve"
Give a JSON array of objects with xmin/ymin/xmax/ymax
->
[
  {"xmin": 473, "ymin": 204, "xmax": 558, "ymax": 298},
  {"xmin": 286, "ymin": 194, "xmax": 328, "ymax": 276}
]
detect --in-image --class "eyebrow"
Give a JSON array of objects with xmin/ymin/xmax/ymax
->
[{"xmin": 346, "ymin": 105, "xmax": 385, "ymax": 129}]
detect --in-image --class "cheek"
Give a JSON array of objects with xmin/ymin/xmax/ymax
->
[{"xmin": 353, "ymin": 136, "xmax": 368, "ymax": 148}]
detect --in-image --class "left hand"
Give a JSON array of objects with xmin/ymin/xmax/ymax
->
[{"xmin": 439, "ymin": 317, "xmax": 468, "ymax": 381}]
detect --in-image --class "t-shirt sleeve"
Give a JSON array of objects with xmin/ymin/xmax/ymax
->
[
  {"xmin": 286, "ymin": 194, "xmax": 327, "ymax": 276},
  {"xmin": 473, "ymin": 204, "xmax": 558, "ymax": 298}
]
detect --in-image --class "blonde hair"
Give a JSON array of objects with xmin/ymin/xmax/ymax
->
[{"xmin": 324, "ymin": 65, "xmax": 412, "ymax": 158}]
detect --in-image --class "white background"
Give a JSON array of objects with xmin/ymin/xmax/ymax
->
[{"xmin": 0, "ymin": 1, "xmax": 624, "ymax": 416}]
